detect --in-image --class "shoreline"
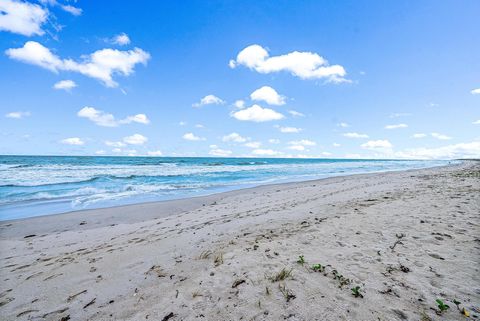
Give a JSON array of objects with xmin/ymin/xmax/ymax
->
[
  {"xmin": 0, "ymin": 159, "xmax": 462, "ymax": 228},
  {"xmin": 0, "ymin": 160, "xmax": 478, "ymax": 320}
]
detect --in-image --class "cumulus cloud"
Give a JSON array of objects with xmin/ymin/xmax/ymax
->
[
  {"xmin": 395, "ymin": 141, "xmax": 480, "ymax": 159},
  {"xmin": 5, "ymin": 111, "xmax": 30, "ymax": 119},
  {"xmin": 234, "ymin": 100, "xmax": 245, "ymax": 109},
  {"xmin": 412, "ymin": 133, "xmax": 427, "ymax": 138},
  {"xmin": 209, "ymin": 148, "xmax": 232, "ymax": 157},
  {"xmin": 77, "ymin": 107, "xmax": 149, "ymax": 127},
  {"xmin": 61, "ymin": 137, "xmax": 84, "ymax": 145},
  {"xmin": 112, "ymin": 33, "xmax": 131, "ymax": 46},
  {"xmin": 53, "ymin": 79, "xmax": 76, "ymax": 91},
  {"xmin": 277, "ymin": 126, "xmax": 302, "ymax": 133},
  {"xmin": 287, "ymin": 139, "xmax": 315, "ymax": 151},
  {"xmin": 431, "ymin": 132, "xmax": 452, "ymax": 140},
  {"xmin": 6, "ymin": 41, "xmax": 150, "ymax": 87},
  {"xmin": 40, "ymin": 0, "xmax": 82, "ymax": 16},
  {"xmin": 337, "ymin": 122, "xmax": 349, "ymax": 128},
  {"xmin": 0, "ymin": 0, "xmax": 48, "ymax": 36},
  {"xmin": 268, "ymin": 139, "xmax": 280, "ymax": 144},
  {"xmin": 230, "ymin": 44, "xmax": 347, "ymax": 83},
  {"xmin": 60, "ymin": 4, "xmax": 82, "ymax": 16},
  {"xmin": 183, "ymin": 132, "xmax": 205, "ymax": 141},
  {"xmin": 222, "ymin": 132, "xmax": 247, "ymax": 143},
  {"xmin": 244, "ymin": 141, "xmax": 261, "ymax": 148},
  {"xmin": 250, "ymin": 86, "xmax": 286, "ymax": 105},
  {"xmin": 105, "ymin": 141, "xmax": 126, "ymax": 147},
  {"xmin": 192, "ymin": 94, "xmax": 225, "ymax": 107},
  {"xmin": 289, "ymin": 139, "xmax": 316, "ymax": 146},
  {"xmin": 288, "ymin": 110, "xmax": 305, "ymax": 117},
  {"xmin": 251, "ymin": 149, "xmax": 282, "ymax": 156},
  {"xmin": 361, "ymin": 140, "xmax": 392, "ymax": 150},
  {"xmin": 288, "ymin": 145, "xmax": 305, "ymax": 151},
  {"xmin": 147, "ymin": 150, "xmax": 163, "ymax": 156},
  {"xmin": 471, "ymin": 88, "xmax": 480, "ymax": 95},
  {"xmin": 123, "ymin": 134, "xmax": 147, "ymax": 145},
  {"xmin": 343, "ymin": 132, "xmax": 369, "ymax": 139},
  {"xmin": 95, "ymin": 150, "xmax": 106, "ymax": 155},
  {"xmin": 385, "ymin": 123, "xmax": 408, "ymax": 130},
  {"xmin": 333, "ymin": 143, "xmax": 341, "ymax": 147},
  {"xmin": 231, "ymin": 104, "xmax": 284, "ymax": 122},
  {"xmin": 473, "ymin": 120, "xmax": 480, "ymax": 125}
]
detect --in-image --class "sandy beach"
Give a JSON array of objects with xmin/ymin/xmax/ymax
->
[{"xmin": 0, "ymin": 161, "xmax": 478, "ymax": 321}]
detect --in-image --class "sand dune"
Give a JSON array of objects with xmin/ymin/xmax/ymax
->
[{"xmin": 0, "ymin": 161, "xmax": 479, "ymax": 320}]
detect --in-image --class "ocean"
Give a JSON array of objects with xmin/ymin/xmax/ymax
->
[{"xmin": 0, "ymin": 155, "xmax": 453, "ymax": 221}]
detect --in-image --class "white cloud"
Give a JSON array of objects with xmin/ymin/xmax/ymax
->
[
  {"xmin": 333, "ymin": 143, "xmax": 341, "ymax": 147},
  {"xmin": 251, "ymin": 149, "xmax": 282, "ymax": 156},
  {"xmin": 472, "ymin": 120, "xmax": 480, "ymax": 125},
  {"xmin": 385, "ymin": 123, "xmax": 408, "ymax": 129},
  {"xmin": 288, "ymin": 145, "xmax": 305, "ymax": 151},
  {"xmin": 77, "ymin": 107, "xmax": 149, "ymax": 127},
  {"xmin": 5, "ymin": 111, "xmax": 30, "ymax": 119},
  {"xmin": 195, "ymin": 124, "xmax": 205, "ymax": 128},
  {"xmin": 178, "ymin": 121, "xmax": 187, "ymax": 126},
  {"xmin": 361, "ymin": 140, "xmax": 392, "ymax": 150},
  {"xmin": 230, "ymin": 44, "xmax": 347, "ymax": 83},
  {"xmin": 234, "ymin": 100, "xmax": 245, "ymax": 109},
  {"xmin": 112, "ymin": 148, "xmax": 122, "ymax": 153},
  {"xmin": 61, "ymin": 137, "xmax": 84, "ymax": 145},
  {"xmin": 53, "ymin": 79, "xmax": 76, "ymax": 91},
  {"xmin": 244, "ymin": 141, "xmax": 261, "ymax": 148},
  {"xmin": 183, "ymin": 132, "xmax": 205, "ymax": 141},
  {"xmin": 431, "ymin": 132, "xmax": 452, "ymax": 140},
  {"xmin": 289, "ymin": 139, "xmax": 316, "ymax": 146},
  {"xmin": 337, "ymin": 122, "xmax": 349, "ymax": 128},
  {"xmin": 40, "ymin": 0, "xmax": 82, "ymax": 16},
  {"xmin": 268, "ymin": 139, "xmax": 280, "ymax": 144},
  {"xmin": 395, "ymin": 141, "xmax": 480, "ymax": 159},
  {"xmin": 60, "ymin": 4, "xmax": 82, "ymax": 16},
  {"xmin": 105, "ymin": 141, "xmax": 126, "ymax": 147},
  {"xmin": 471, "ymin": 88, "xmax": 480, "ymax": 95},
  {"xmin": 250, "ymin": 86, "xmax": 286, "ymax": 105},
  {"xmin": 147, "ymin": 150, "xmax": 163, "ymax": 156},
  {"xmin": 288, "ymin": 110, "xmax": 305, "ymax": 117},
  {"xmin": 113, "ymin": 33, "xmax": 130, "ymax": 46},
  {"xmin": 343, "ymin": 132, "xmax": 369, "ymax": 139},
  {"xmin": 123, "ymin": 134, "xmax": 147, "ymax": 145},
  {"xmin": 95, "ymin": 150, "xmax": 106, "ymax": 155},
  {"xmin": 6, "ymin": 41, "xmax": 150, "ymax": 87},
  {"xmin": 222, "ymin": 132, "xmax": 247, "ymax": 143},
  {"xmin": 231, "ymin": 104, "xmax": 284, "ymax": 122},
  {"xmin": 192, "ymin": 94, "xmax": 225, "ymax": 107},
  {"xmin": 209, "ymin": 148, "xmax": 232, "ymax": 157},
  {"xmin": 0, "ymin": 0, "xmax": 47, "ymax": 36},
  {"xmin": 278, "ymin": 126, "xmax": 302, "ymax": 133},
  {"xmin": 412, "ymin": 133, "xmax": 427, "ymax": 138}
]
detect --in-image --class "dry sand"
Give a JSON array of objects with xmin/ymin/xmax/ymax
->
[{"xmin": 0, "ymin": 161, "xmax": 479, "ymax": 321}]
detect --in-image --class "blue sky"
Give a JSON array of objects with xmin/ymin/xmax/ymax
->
[{"xmin": 1, "ymin": 0, "xmax": 479, "ymax": 159}]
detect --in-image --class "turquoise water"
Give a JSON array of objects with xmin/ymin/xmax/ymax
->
[{"xmin": 0, "ymin": 156, "xmax": 453, "ymax": 221}]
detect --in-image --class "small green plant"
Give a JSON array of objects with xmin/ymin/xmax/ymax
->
[
  {"xmin": 453, "ymin": 299, "xmax": 461, "ymax": 309},
  {"xmin": 297, "ymin": 255, "xmax": 305, "ymax": 265},
  {"xmin": 436, "ymin": 299, "xmax": 449, "ymax": 313},
  {"xmin": 311, "ymin": 263, "xmax": 324, "ymax": 272},
  {"xmin": 351, "ymin": 286, "xmax": 363, "ymax": 298}
]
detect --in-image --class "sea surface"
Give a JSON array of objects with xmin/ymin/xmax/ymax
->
[{"xmin": 0, "ymin": 155, "xmax": 454, "ymax": 221}]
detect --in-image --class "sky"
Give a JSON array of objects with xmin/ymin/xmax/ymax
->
[{"xmin": 0, "ymin": 0, "xmax": 479, "ymax": 159}]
